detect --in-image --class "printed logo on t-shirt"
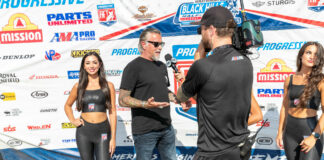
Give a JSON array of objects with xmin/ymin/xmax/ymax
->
[
  {"xmin": 231, "ymin": 56, "xmax": 244, "ymax": 61},
  {"xmin": 88, "ymin": 103, "xmax": 95, "ymax": 111},
  {"xmin": 294, "ymin": 98, "xmax": 300, "ymax": 105},
  {"xmin": 101, "ymin": 133, "xmax": 107, "ymax": 141}
]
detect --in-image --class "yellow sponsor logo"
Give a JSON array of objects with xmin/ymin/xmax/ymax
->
[
  {"xmin": 0, "ymin": 92, "xmax": 16, "ymax": 101},
  {"xmin": 257, "ymin": 58, "xmax": 294, "ymax": 82},
  {"xmin": 71, "ymin": 49, "xmax": 100, "ymax": 58},
  {"xmin": 260, "ymin": 58, "xmax": 293, "ymax": 72},
  {"xmin": 1, "ymin": 13, "xmax": 43, "ymax": 44},
  {"xmin": 61, "ymin": 122, "xmax": 76, "ymax": 129}
]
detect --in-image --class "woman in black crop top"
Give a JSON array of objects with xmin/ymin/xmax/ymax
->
[
  {"xmin": 276, "ymin": 42, "xmax": 324, "ymax": 160},
  {"xmin": 64, "ymin": 52, "xmax": 117, "ymax": 160}
]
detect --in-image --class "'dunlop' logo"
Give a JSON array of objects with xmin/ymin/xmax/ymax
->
[
  {"xmin": 0, "ymin": 13, "xmax": 43, "ymax": 44},
  {"xmin": 257, "ymin": 58, "xmax": 294, "ymax": 82}
]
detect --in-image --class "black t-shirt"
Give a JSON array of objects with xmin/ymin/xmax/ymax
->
[
  {"xmin": 120, "ymin": 56, "xmax": 171, "ymax": 134},
  {"xmin": 182, "ymin": 45, "xmax": 253, "ymax": 156}
]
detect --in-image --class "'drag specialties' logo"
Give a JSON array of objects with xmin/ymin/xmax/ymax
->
[
  {"xmin": 308, "ymin": 0, "xmax": 324, "ymax": 12},
  {"xmin": 97, "ymin": 4, "xmax": 117, "ymax": 27},
  {"xmin": 50, "ymin": 31, "xmax": 95, "ymax": 42},
  {"xmin": 0, "ymin": 13, "xmax": 43, "ymax": 44},
  {"xmin": 257, "ymin": 58, "xmax": 294, "ymax": 82},
  {"xmin": 47, "ymin": 11, "xmax": 93, "ymax": 26},
  {"xmin": 45, "ymin": 50, "xmax": 61, "ymax": 61}
]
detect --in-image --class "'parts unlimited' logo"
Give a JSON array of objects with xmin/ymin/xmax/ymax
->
[
  {"xmin": 0, "ymin": 13, "xmax": 43, "ymax": 44},
  {"xmin": 257, "ymin": 59, "xmax": 294, "ymax": 82},
  {"xmin": 47, "ymin": 11, "xmax": 93, "ymax": 26},
  {"xmin": 97, "ymin": 4, "xmax": 117, "ymax": 27},
  {"xmin": 257, "ymin": 88, "xmax": 284, "ymax": 98}
]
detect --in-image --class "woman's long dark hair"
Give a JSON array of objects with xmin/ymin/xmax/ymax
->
[
  {"xmin": 76, "ymin": 52, "xmax": 111, "ymax": 111},
  {"xmin": 297, "ymin": 42, "xmax": 324, "ymax": 108}
]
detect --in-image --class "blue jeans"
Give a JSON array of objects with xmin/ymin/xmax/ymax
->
[{"xmin": 133, "ymin": 126, "xmax": 176, "ymax": 160}]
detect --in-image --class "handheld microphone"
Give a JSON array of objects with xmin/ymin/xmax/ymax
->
[{"xmin": 164, "ymin": 54, "xmax": 178, "ymax": 73}]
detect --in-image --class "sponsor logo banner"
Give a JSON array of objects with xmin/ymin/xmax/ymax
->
[
  {"xmin": 308, "ymin": 0, "xmax": 324, "ymax": 12},
  {"xmin": 97, "ymin": 4, "xmax": 117, "ymax": 27},
  {"xmin": 27, "ymin": 124, "xmax": 51, "ymax": 130},
  {"xmin": 111, "ymin": 48, "xmax": 140, "ymax": 56},
  {"xmin": 38, "ymin": 138, "xmax": 50, "ymax": 146},
  {"xmin": 0, "ymin": 13, "xmax": 43, "ymax": 44},
  {"xmin": 47, "ymin": 11, "xmax": 93, "ymax": 26},
  {"xmin": 45, "ymin": 50, "xmax": 61, "ymax": 61},
  {"xmin": 7, "ymin": 139, "xmax": 22, "ymax": 147},
  {"xmin": 29, "ymin": 74, "xmax": 59, "ymax": 80},
  {"xmin": 62, "ymin": 139, "xmax": 76, "ymax": 143},
  {"xmin": 50, "ymin": 31, "xmax": 95, "ymax": 42},
  {"xmin": 0, "ymin": 54, "xmax": 35, "ymax": 60},
  {"xmin": 40, "ymin": 108, "xmax": 57, "ymax": 112},
  {"xmin": 3, "ymin": 125, "xmax": 16, "ymax": 132},
  {"xmin": 0, "ymin": 0, "xmax": 84, "ymax": 9},
  {"xmin": 257, "ymin": 88, "xmax": 284, "ymax": 97},
  {"xmin": 174, "ymin": 1, "xmax": 229, "ymax": 26},
  {"xmin": 257, "ymin": 59, "xmax": 294, "ymax": 82},
  {"xmin": 71, "ymin": 49, "xmax": 100, "ymax": 58},
  {"xmin": 257, "ymin": 137, "xmax": 273, "ymax": 145},
  {"xmin": 0, "ymin": 92, "xmax": 16, "ymax": 101},
  {"xmin": 105, "ymin": 70, "xmax": 123, "ymax": 76},
  {"xmin": 257, "ymin": 41, "xmax": 306, "ymax": 51},
  {"xmin": 61, "ymin": 122, "xmax": 76, "ymax": 129},
  {"xmin": 4, "ymin": 108, "xmax": 22, "ymax": 116},
  {"xmin": 133, "ymin": 5, "xmax": 155, "ymax": 21},
  {"xmin": 67, "ymin": 70, "xmax": 80, "ymax": 79},
  {"xmin": 0, "ymin": 73, "xmax": 19, "ymax": 84},
  {"xmin": 31, "ymin": 91, "xmax": 48, "ymax": 99}
]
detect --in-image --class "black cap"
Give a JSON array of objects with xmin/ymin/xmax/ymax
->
[{"xmin": 192, "ymin": 6, "xmax": 234, "ymax": 28}]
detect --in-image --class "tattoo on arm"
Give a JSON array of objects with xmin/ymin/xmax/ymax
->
[
  {"xmin": 168, "ymin": 90, "xmax": 181, "ymax": 104},
  {"xmin": 176, "ymin": 87, "xmax": 190, "ymax": 102},
  {"xmin": 118, "ymin": 89, "xmax": 144, "ymax": 108}
]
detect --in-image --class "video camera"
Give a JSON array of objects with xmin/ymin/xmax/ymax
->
[
  {"xmin": 232, "ymin": 19, "xmax": 263, "ymax": 53},
  {"xmin": 233, "ymin": 0, "xmax": 263, "ymax": 54}
]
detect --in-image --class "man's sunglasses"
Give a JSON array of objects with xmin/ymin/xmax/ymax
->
[{"xmin": 146, "ymin": 41, "xmax": 165, "ymax": 48}]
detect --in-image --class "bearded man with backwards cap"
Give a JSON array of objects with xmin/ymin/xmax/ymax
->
[{"xmin": 175, "ymin": 6, "xmax": 256, "ymax": 160}]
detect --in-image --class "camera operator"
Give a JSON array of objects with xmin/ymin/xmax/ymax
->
[{"xmin": 175, "ymin": 6, "xmax": 259, "ymax": 160}]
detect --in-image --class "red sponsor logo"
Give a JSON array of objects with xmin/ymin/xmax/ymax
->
[
  {"xmin": 256, "ymin": 120, "xmax": 270, "ymax": 127},
  {"xmin": 29, "ymin": 74, "xmax": 59, "ymax": 80},
  {"xmin": 0, "ymin": 13, "xmax": 43, "ymax": 44},
  {"xmin": 3, "ymin": 125, "xmax": 16, "ymax": 132},
  {"xmin": 27, "ymin": 124, "xmax": 51, "ymax": 130},
  {"xmin": 257, "ymin": 58, "xmax": 294, "ymax": 82}
]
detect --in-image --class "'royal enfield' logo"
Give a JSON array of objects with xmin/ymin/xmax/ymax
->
[
  {"xmin": 31, "ymin": 91, "xmax": 48, "ymax": 99},
  {"xmin": 0, "ymin": 13, "xmax": 43, "ymax": 44},
  {"xmin": 7, "ymin": 139, "xmax": 22, "ymax": 147}
]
